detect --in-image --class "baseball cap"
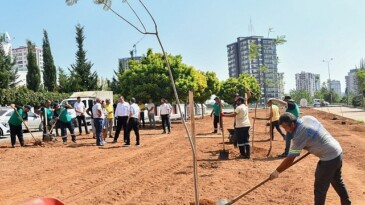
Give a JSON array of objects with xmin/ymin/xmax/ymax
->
[{"xmin": 24, "ymin": 105, "xmax": 32, "ymax": 110}]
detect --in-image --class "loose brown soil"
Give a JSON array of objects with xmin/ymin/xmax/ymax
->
[{"xmin": 0, "ymin": 108, "xmax": 364, "ymax": 205}]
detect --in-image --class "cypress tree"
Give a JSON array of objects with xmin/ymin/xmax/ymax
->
[
  {"xmin": 0, "ymin": 43, "xmax": 18, "ymax": 88},
  {"xmin": 26, "ymin": 40, "xmax": 41, "ymax": 91},
  {"xmin": 69, "ymin": 24, "xmax": 98, "ymax": 91},
  {"xmin": 42, "ymin": 30, "xmax": 57, "ymax": 91}
]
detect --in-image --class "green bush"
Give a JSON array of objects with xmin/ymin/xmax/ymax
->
[{"xmin": 0, "ymin": 87, "xmax": 69, "ymax": 108}]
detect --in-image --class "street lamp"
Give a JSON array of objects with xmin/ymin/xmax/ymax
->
[{"xmin": 323, "ymin": 58, "xmax": 333, "ymax": 103}]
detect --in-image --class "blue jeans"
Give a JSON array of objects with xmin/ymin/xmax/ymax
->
[
  {"xmin": 314, "ymin": 154, "xmax": 351, "ymax": 205},
  {"xmin": 93, "ymin": 118, "xmax": 103, "ymax": 145}
]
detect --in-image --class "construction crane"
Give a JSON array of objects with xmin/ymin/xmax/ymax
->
[{"xmin": 130, "ymin": 35, "xmax": 146, "ymax": 58}]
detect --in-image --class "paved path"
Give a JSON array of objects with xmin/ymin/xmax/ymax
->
[{"xmin": 313, "ymin": 106, "xmax": 365, "ymax": 121}]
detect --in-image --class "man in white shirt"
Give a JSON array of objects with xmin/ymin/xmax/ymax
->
[
  {"xmin": 146, "ymin": 98, "xmax": 156, "ymax": 128},
  {"xmin": 159, "ymin": 98, "xmax": 171, "ymax": 134},
  {"xmin": 124, "ymin": 97, "xmax": 140, "ymax": 146},
  {"xmin": 92, "ymin": 97, "xmax": 105, "ymax": 146},
  {"xmin": 113, "ymin": 96, "xmax": 130, "ymax": 143},
  {"xmin": 74, "ymin": 97, "xmax": 89, "ymax": 135}
]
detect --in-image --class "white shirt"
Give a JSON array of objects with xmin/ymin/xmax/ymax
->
[
  {"xmin": 74, "ymin": 101, "xmax": 85, "ymax": 116},
  {"xmin": 114, "ymin": 102, "xmax": 130, "ymax": 117},
  {"xmin": 92, "ymin": 103, "xmax": 104, "ymax": 119},
  {"xmin": 235, "ymin": 104, "xmax": 250, "ymax": 128},
  {"xmin": 146, "ymin": 103, "xmax": 155, "ymax": 114},
  {"xmin": 160, "ymin": 103, "xmax": 171, "ymax": 115},
  {"xmin": 129, "ymin": 103, "xmax": 140, "ymax": 119}
]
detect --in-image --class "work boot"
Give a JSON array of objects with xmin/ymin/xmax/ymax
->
[
  {"xmin": 277, "ymin": 152, "xmax": 287, "ymax": 158},
  {"xmin": 245, "ymin": 145, "xmax": 251, "ymax": 159}
]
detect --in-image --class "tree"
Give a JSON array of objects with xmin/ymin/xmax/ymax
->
[
  {"xmin": 118, "ymin": 49, "xmax": 206, "ymax": 103},
  {"xmin": 218, "ymin": 73, "xmax": 261, "ymax": 104},
  {"xmin": 0, "ymin": 43, "xmax": 18, "ymax": 88},
  {"xmin": 289, "ymin": 89, "xmax": 312, "ymax": 103},
  {"xmin": 26, "ymin": 40, "xmax": 41, "ymax": 91},
  {"xmin": 69, "ymin": 24, "xmax": 98, "ymax": 91},
  {"xmin": 42, "ymin": 30, "xmax": 57, "ymax": 91},
  {"xmin": 195, "ymin": 71, "xmax": 220, "ymax": 104},
  {"xmin": 58, "ymin": 67, "xmax": 72, "ymax": 93}
]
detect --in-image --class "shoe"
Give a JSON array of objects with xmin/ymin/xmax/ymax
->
[
  {"xmin": 212, "ymin": 131, "xmax": 217, "ymax": 133},
  {"xmin": 236, "ymin": 155, "xmax": 246, "ymax": 159},
  {"xmin": 86, "ymin": 132, "xmax": 90, "ymax": 135},
  {"xmin": 122, "ymin": 143, "xmax": 131, "ymax": 147},
  {"xmin": 11, "ymin": 145, "xmax": 15, "ymax": 148},
  {"xmin": 277, "ymin": 153, "xmax": 287, "ymax": 158},
  {"xmin": 93, "ymin": 136, "xmax": 96, "ymax": 139},
  {"xmin": 72, "ymin": 139, "xmax": 77, "ymax": 143},
  {"xmin": 112, "ymin": 140, "xmax": 117, "ymax": 144},
  {"xmin": 102, "ymin": 140, "xmax": 107, "ymax": 144},
  {"xmin": 135, "ymin": 143, "xmax": 140, "ymax": 147},
  {"xmin": 96, "ymin": 144, "xmax": 104, "ymax": 146},
  {"xmin": 79, "ymin": 133, "xmax": 82, "ymax": 136},
  {"xmin": 109, "ymin": 135, "xmax": 113, "ymax": 138},
  {"xmin": 162, "ymin": 131, "xmax": 166, "ymax": 134},
  {"xmin": 63, "ymin": 141, "xmax": 67, "ymax": 145}
]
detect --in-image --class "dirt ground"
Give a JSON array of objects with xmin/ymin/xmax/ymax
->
[{"xmin": 0, "ymin": 108, "xmax": 364, "ymax": 205}]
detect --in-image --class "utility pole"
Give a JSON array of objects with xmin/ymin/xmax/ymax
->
[{"xmin": 323, "ymin": 58, "xmax": 333, "ymax": 103}]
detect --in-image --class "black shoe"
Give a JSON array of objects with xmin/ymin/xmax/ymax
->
[
  {"xmin": 122, "ymin": 143, "xmax": 131, "ymax": 147},
  {"xmin": 277, "ymin": 153, "xmax": 287, "ymax": 158},
  {"xmin": 72, "ymin": 139, "xmax": 77, "ymax": 143},
  {"xmin": 135, "ymin": 143, "xmax": 140, "ymax": 147},
  {"xmin": 112, "ymin": 140, "xmax": 117, "ymax": 143},
  {"xmin": 162, "ymin": 131, "xmax": 166, "ymax": 134},
  {"xmin": 11, "ymin": 145, "xmax": 15, "ymax": 148},
  {"xmin": 109, "ymin": 135, "xmax": 113, "ymax": 138},
  {"xmin": 212, "ymin": 131, "xmax": 217, "ymax": 133},
  {"xmin": 86, "ymin": 132, "xmax": 90, "ymax": 135}
]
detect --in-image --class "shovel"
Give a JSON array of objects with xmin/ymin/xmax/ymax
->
[
  {"xmin": 216, "ymin": 152, "xmax": 310, "ymax": 205},
  {"xmin": 218, "ymin": 112, "xmax": 229, "ymax": 160},
  {"xmin": 44, "ymin": 107, "xmax": 66, "ymax": 142}
]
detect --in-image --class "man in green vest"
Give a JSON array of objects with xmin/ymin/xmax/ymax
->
[
  {"xmin": 269, "ymin": 96, "xmax": 300, "ymax": 157},
  {"xmin": 53, "ymin": 102, "xmax": 77, "ymax": 145},
  {"xmin": 8, "ymin": 104, "xmax": 31, "ymax": 148}
]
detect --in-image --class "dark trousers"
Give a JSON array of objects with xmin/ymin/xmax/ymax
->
[
  {"xmin": 236, "ymin": 126, "xmax": 250, "ymax": 157},
  {"xmin": 59, "ymin": 121, "xmax": 76, "ymax": 142},
  {"xmin": 93, "ymin": 118, "xmax": 103, "ymax": 145},
  {"xmin": 10, "ymin": 124, "xmax": 24, "ymax": 146},
  {"xmin": 140, "ymin": 112, "xmax": 145, "ymax": 127},
  {"xmin": 270, "ymin": 120, "xmax": 285, "ymax": 140},
  {"xmin": 114, "ymin": 116, "xmax": 128, "ymax": 142},
  {"xmin": 213, "ymin": 115, "xmax": 222, "ymax": 132},
  {"xmin": 125, "ymin": 118, "xmax": 140, "ymax": 145},
  {"xmin": 161, "ymin": 114, "xmax": 170, "ymax": 132},
  {"xmin": 314, "ymin": 154, "xmax": 351, "ymax": 205},
  {"xmin": 284, "ymin": 132, "xmax": 293, "ymax": 154},
  {"xmin": 76, "ymin": 115, "xmax": 89, "ymax": 134}
]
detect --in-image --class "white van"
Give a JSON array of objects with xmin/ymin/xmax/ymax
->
[
  {"xmin": 313, "ymin": 99, "xmax": 321, "ymax": 107},
  {"xmin": 61, "ymin": 91, "xmax": 113, "ymax": 126}
]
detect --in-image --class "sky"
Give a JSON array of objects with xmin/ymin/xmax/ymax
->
[{"xmin": 2, "ymin": 0, "xmax": 365, "ymax": 93}]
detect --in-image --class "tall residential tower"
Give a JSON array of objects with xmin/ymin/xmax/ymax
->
[{"xmin": 227, "ymin": 36, "xmax": 282, "ymax": 102}]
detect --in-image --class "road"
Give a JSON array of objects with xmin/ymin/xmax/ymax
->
[{"xmin": 312, "ymin": 106, "xmax": 365, "ymax": 121}]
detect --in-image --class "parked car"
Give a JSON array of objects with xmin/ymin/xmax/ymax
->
[
  {"xmin": 313, "ymin": 99, "xmax": 321, "ymax": 107},
  {"xmin": 0, "ymin": 107, "xmax": 42, "ymax": 132},
  {"xmin": 321, "ymin": 101, "xmax": 330, "ymax": 107},
  {"xmin": 0, "ymin": 120, "xmax": 10, "ymax": 136}
]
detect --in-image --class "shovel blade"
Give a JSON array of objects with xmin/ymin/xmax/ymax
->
[{"xmin": 219, "ymin": 150, "xmax": 229, "ymax": 160}]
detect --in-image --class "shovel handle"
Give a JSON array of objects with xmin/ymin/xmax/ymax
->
[
  {"xmin": 13, "ymin": 107, "xmax": 37, "ymax": 142},
  {"xmin": 227, "ymin": 152, "xmax": 311, "ymax": 204}
]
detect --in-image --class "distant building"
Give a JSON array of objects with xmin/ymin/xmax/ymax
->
[
  {"xmin": 227, "ymin": 36, "xmax": 281, "ymax": 102},
  {"xmin": 328, "ymin": 80, "xmax": 341, "ymax": 97},
  {"xmin": 12, "ymin": 46, "xmax": 44, "ymax": 87},
  {"xmin": 295, "ymin": 71, "xmax": 320, "ymax": 96},
  {"xmin": 118, "ymin": 56, "xmax": 142, "ymax": 72},
  {"xmin": 0, "ymin": 32, "xmax": 12, "ymax": 56},
  {"xmin": 345, "ymin": 69, "xmax": 359, "ymax": 94}
]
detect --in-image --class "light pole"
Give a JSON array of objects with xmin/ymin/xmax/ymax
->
[{"xmin": 323, "ymin": 58, "xmax": 333, "ymax": 103}]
